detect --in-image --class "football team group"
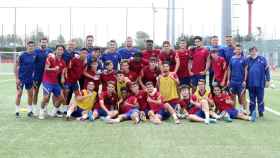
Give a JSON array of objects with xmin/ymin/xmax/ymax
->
[{"xmin": 14, "ymin": 35, "xmax": 270, "ymax": 125}]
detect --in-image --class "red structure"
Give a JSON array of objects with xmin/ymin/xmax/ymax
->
[{"xmin": 247, "ymin": 0, "xmax": 254, "ymax": 35}]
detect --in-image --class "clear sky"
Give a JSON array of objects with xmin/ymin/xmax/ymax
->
[{"xmin": 0, "ymin": 0, "xmax": 279, "ymax": 46}]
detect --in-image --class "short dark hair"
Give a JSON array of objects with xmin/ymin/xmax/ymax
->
[
  {"xmin": 198, "ymin": 79, "xmax": 206, "ymax": 84},
  {"xmin": 105, "ymin": 60, "xmax": 113, "ymax": 66},
  {"xmin": 211, "ymin": 35, "xmax": 218, "ymax": 39},
  {"xmin": 40, "ymin": 37, "xmax": 48, "ymax": 42},
  {"xmin": 55, "ymin": 44, "xmax": 65, "ymax": 51},
  {"xmin": 27, "ymin": 41, "xmax": 35, "ymax": 45},
  {"xmin": 162, "ymin": 40, "xmax": 170, "ymax": 46},
  {"xmin": 86, "ymin": 35, "xmax": 94, "ymax": 39},
  {"xmin": 162, "ymin": 60, "xmax": 170, "ymax": 66},
  {"xmin": 120, "ymin": 59, "xmax": 129, "ymax": 65},
  {"xmin": 249, "ymin": 46, "xmax": 257, "ymax": 52},
  {"xmin": 224, "ymin": 35, "xmax": 232, "ymax": 38},
  {"xmin": 179, "ymin": 84, "xmax": 190, "ymax": 91},
  {"xmin": 116, "ymin": 70, "xmax": 124, "ymax": 75},
  {"xmin": 80, "ymin": 48, "xmax": 88, "ymax": 53},
  {"xmin": 133, "ymin": 52, "xmax": 142, "ymax": 58},
  {"xmin": 193, "ymin": 36, "xmax": 203, "ymax": 41},
  {"xmin": 149, "ymin": 57, "xmax": 157, "ymax": 62},
  {"xmin": 145, "ymin": 81, "xmax": 154, "ymax": 87},
  {"xmin": 235, "ymin": 44, "xmax": 242, "ymax": 48},
  {"xmin": 146, "ymin": 39, "xmax": 153, "ymax": 43}
]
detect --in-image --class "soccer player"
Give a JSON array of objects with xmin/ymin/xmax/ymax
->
[
  {"xmin": 207, "ymin": 36, "xmax": 225, "ymax": 90},
  {"xmin": 100, "ymin": 60, "xmax": 117, "ymax": 91},
  {"xmin": 89, "ymin": 81, "xmax": 119, "ymax": 121},
  {"xmin": 14, "ymin": 41, "xmax": 36, "ymax": 117},
  {"xmin": 157, "ymin": 62, "xmax": 181, "ymax": 124},
  {"xmin": 116, "ymin": 70, "xmax": 131, "ymax": 98},
  {"xmin": 117, "ymin": 36, "xmax": 140, "ymax": 60},
  {"xmin": 66, "ymin": 82, "xmax": 97, "ymax": 121},
  {"xmin": 210, "ymin": 49, "xmax": 227, "ymax": 87},
  {"xmin": 159, "ymin": 41, "xmax": 179, "ymax": 72},
  {"xmin": 130, "ymin": 82, "xmax": 149, "ymax": 121},
  {"xmin": 227, "ymin": 44, "xmax": 248, "ymax": 113},
  {"xmin": 142, "ymin": 39, "xmax": 160, "ymax": 63},
  {"xmin": 83, "ymin": 59, "xmax": 101, "ymax": 92},
  {"xmin": 189, "ymin": 36, "xmax": 210, "ymax": 89},
  {"xmin": 101, "ymin": 40, "xmax": 121, "ymax": 70},
  {"xmin": 190, "ymin": 79, "xmax": 218, "ymax": 124},
  {"xmin": 129, "ymin": 52, "xmax": 147, "ymax": 76},
  {"xmin": 212, "ymin": 85, "xmax": 256, "ymax": 122},
  {"xmin": 85, "ymin": 35, "xmax": 94, "ymax": 53},
  {"xmin": 120, "ymin": 60, "xmax": 138, "ymax": 82},
  {"xmin": 176, "ymin": 39, "xmax": 191, "ymax": 86},
  {"xmin": 104, "ymin": 87, "xmax": 140, "ymax": 124},
  {"xmin": 139, "ymin": 57, "xmax": 160, "ymax": 89},
  {"xmin": 38, "ymin": 45, "xmax": 67, "ymax": 119},
  {"xmin": 33, "ymin": 37, "xmax": 53, "ymax": 115},
  {"xmin": 63, "ymin": 48, "xmax": 87, "ymax": 113},
  {"xmin": 62, "ymin": 40, "xmax": 76, "ymax": 66},
  {"xmin": 146, "ymin": 82, "xmax": 179, "ymax": 124},
  {"xmin": 246, "ymin": 46, "xmax": 270, "ymax": 117}
]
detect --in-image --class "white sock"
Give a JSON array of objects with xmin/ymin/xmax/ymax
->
[
  {"xmin": 66, "ymin": 110, "xmax": 72, "ymax": 117},
  {"xmin": 15, "ymin": 105, "xmax": 20, "ymax": 113},
  {"xmin": 62, "ymin": 105, "xmax": 68, "ymax": 113},
  {"xmin": 28, "ymin": 105, "xmax": 33, "ymax": 112}
]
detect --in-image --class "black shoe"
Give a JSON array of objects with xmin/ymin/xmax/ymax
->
[
  {"xmin": 27, "ymin": 111, "xmax": 33, "ymax": 117},
  {"xmin": 259, "ymin": 112, "xmax": 264, "ymax": 117},
  {"xmin": 16, "ymin": 112, "xmax": 20, "ymax": 117},
  {"xmin": 56, "ymin": 111, "xmax": 63, "ymax": 118}
]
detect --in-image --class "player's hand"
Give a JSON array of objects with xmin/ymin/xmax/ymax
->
[
  {"xmin": 225, "ymin": 99, "xmax": 232, "ymax": 104},
  {"xmin": 242, "ymin": 81, "xmax": 246, "ymax": 87},
  {"xmin": 108, "ymin": 111, "xmax": 115, "ymax": 117},
  {"xmin": 16, "ymin": 78, "xmax": 20, "ymax": 85},
  {"xmin": 227, "ymin": 81, "xmax": 230, "ymax": 87},
  {"xmin": 199, "ymin": 71, "xmax": 206, "ymax": 75},
  {"xmin": 189, "ymin": 72, "xmax": 194, "ymax": 76},
  {"xmin": 55, "ymin": 66, "xmax": 60, "ymax": 71},
  {"xmin": 265, "ymin": 81, "xmax": 270, "ymax": 88},
  {"xmin": 147, "ymin": 97, "xmax": 152, "ymax": 103},
  {"xmin": 61, "ymin": 77, "xmax": 65, "ymax": 84},
  {"xmin": 220, "ymin": 81, "xmax": 225, "ymax": 87}
]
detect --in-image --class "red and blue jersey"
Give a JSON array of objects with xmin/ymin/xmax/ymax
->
[
  {"xmin": 18, "ymin": 51, "xmax": 36, "ymax": 82},
  {"xmin": 42, "ymin": 55, "xmax": 66, "ymax": 84},
  {"xmin": 246, "ymin": 56, "xmax": 270, "ymax": 88},
  {"xmin": 117, "ymin": 47, "xmax": 140, "ymax": 60},
  {"xmin": 34, "ymin": 47, "xmax": 53, "ymax": 81},
  {"xmin": 229, "ymin": 56, "xmax": 246, "ymax": 84}
]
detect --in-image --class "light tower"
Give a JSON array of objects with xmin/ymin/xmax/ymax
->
[
  {"xmin": 222, "ymin": 0, "xmax": 232, "ymax": 43},
  {"xmin": 247, "ymin": 0, "xmax": 254, "ymax": 36}
]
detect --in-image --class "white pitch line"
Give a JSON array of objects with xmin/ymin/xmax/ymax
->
[
  {"xmin": 0, "ymin": 79, "xmax": 14, "ymax": 84},
  {"xmin": 265, "ymin": 107, "xmax": 280, "ymax": 116}
]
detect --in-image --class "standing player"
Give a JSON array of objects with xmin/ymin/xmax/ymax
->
[
  {"xmin": 33, "ymin": 37, "xmax": 53, "ymax": 115},
  {"xmin": 85, "ymin": 35, "xmax": 95, "ymax": 54},
  {"xmin": 14, "ymin": 41, "xmax": 36, "ymax": 117},
  {"xmin": 159, "ymin": 41, "xmax": 179, "ymax": 72},
  {"xmin": 129, "ymin": 52, "xmax": 147, "ymax": 77},
  {"xmin": 101, "ymin": 40, "xmax": 121, "ymax": 70},
  {"xmin": 157, "ymin": 62, "xmax": 180, "ymax": 124},
  {"xmin": 83, "ymin": 59, "xmax": 101, "ymax": 92},
  {"xmin": 246, "ymin": 46, "xmax": 270, "ymax": 117},
  {"xmin": 210, "ymin": 49, "xmax": 227, "ymax": 87},
  {"xmin": 227, "ymin": 44, "xmax": 248, "ymax": 113},
  {"xmin": 117, "ymin": 36, "xmax": 140, "ymax": 60},
  {"xmin": 38, "ymin": 45, "xmax": 67, "ymax": 119},
  {"xmin": 189, "ymin": 36, "xmax": 210, "ymax": 90},
  {"xmin": 142, "ymin": 40, "xmax": 160, "ymax": 63},
  {"xmin": 176, "ymin": 39, "xmax": 191, "ymax": 86},
  {"xmin": 100, "ymin": 61, "xmax": 117, "ymax": 91},
  {"xmin": 120, "ymin": 60, "xmax": 138, "ymax": 82}
]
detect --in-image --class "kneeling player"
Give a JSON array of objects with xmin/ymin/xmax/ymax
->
[
  {"xmin": 212, "ymin": 85, "xmax": 256, "ymax": 122},
  {"xmin": 105, "ymin": 87, "xmax": 140, "ymax": 124},
  {"xmin": 146, "ymin": 82, "xmax": 180, "ymax": 124},
  {"xmin": 65, "ymin": 82, "xmax": 97, "ymax": 121},
  {"xmin": 89, "ymin": 81, "xmax": 118, "ymax": 121}
]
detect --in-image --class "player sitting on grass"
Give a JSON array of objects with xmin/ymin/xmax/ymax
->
[
  {"xmin": 189, "ymin": 79, "xmax": 218, "ymax": 124},
  {"xmin": 88, "ymin": 81, "xmax": 118, "ymax": 121},
  {"xmin": 212, "ymin": 85, "xmax": 256, "ymax": 122},
  {"xmin": 65, "ymin": 82, "xmax": 97, "ymax": 121},
  {"xmin": 146, "ymin": 82, "xmax": 180, "ymax": 124},
  {"xmin": 104, "ymin": 87, "xmax": 140, "ymax": 124}
]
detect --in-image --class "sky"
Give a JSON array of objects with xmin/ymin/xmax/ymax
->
[{"xmin": 0, "ymin": 0, "xmax": 279, "ymax": 46}]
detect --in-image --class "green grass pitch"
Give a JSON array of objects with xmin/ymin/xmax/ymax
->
[{"xmin": 0, "ymin": 70, "xmax": 280, "ymax": 158}]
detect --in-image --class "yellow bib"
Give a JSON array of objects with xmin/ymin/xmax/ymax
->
[
  {"xmin": 159, "ymin": 76, "xmax": 179, "ymax": 102},
  {"xmin": 76, "ymin": 90, "xmax": 97, "ymax": 111},
  {"xmin": 194, "ymin": 89, "xmax": 210, "ymax": 102},
  {"xmin": 117, "ymin": 81, "xmax": 127, "ymax": 98}
]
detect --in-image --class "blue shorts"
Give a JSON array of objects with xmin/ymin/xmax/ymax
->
[
  {"xmin": 33, "ymin": 80, "xmax": 42, "ymax": 88},
  {"xmin": 18, "ymin": 80, "xmax": 33, "ymax": 90},
  {"xmin": 226, "ymin": 108, "xmax": 238, "ymax": 119},
  {"xmin": 191, "ymin": 75, "xmax": 206, "ymax": 87},
  {"xmin": 123, "ymin": 108, "xmax": 139, "ymax": 120},
  {"xmin": 42, "ymin": 82, "xmax": 61, "ymax": 97},
  {"xmin": 179, "ymin": 76, "xmax": 191, "ymax": 86},
  {"xmin": 95, "ymin": 108, "xmax": 108, "ymax": 117},
  {"xmin": 71, "ymin": 106, "xmax": 84, "ymax": 118},
  {"xmin": 229, "ymin": 82, "xmax": 244, "ymax": 95},
  {"xmin": 157, "ymin": 109, "xmax": 170, "ymax": 120},
  {"xmin": 195, "ymin": 110, "xmax": 206, "ymax": 118},
  {"xmin": 64, "ymin": 82, "xmax": 79, "ymax": 91}
]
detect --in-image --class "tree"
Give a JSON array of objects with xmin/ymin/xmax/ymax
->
[
  {"xmin": 71, "ymin": 38, "xmax": 84, "ymax": 48},
  {"xmin": 135, "ymin": 31, "xmax": 150, "ymax": 50},
  {"xmin": 57, "ymin": 34, "xmax": 65, "ymax": 45},
  {"xmin": 30, "ymin": 31, "xmax": 45, "ymax": 45},
  {"xmin": 175, "ymin": 35, "xmax": 194, "ymax": 49}
]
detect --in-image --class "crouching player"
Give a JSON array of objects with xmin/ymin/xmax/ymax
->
[
  {"xmin": 104, "ymin": 87, "xmax": 140, "ymax": 124},
  {"xmin": 146, "ymin": 82, "xmax": 180, "ymax": 124},
  {"xmin": 212, "ymin": 85, "xmax": 256, "ymax": 122},
  {"xmin": 178, "ymin": 84, "xmax": 217, "ymax": 124},
  {"xmin": 88, "ymin": 81, "xmax": 118, "ymax": 121},
  {"xmin": 65, "ymin": 82, "xmax": 97, "ymax": 121}
]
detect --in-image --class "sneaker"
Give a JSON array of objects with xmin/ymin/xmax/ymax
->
[
  {"xmin": 65, "ymin": 115, "xmax": 71, "ymax": 121},
  {"xmin": 204, "ymin": 118, "xmax": 210, "ymax": 125},
  {"xmin": 251, "ymin": 110, "xmax": 257, "ymax": 122},
  {"xmin": 56, "ymin": 111, "xmax": 63, "ymax": 118},
  {"xmin": 139, "ymin": 111, "xmax": 146, "ymax": 121},
  {"xmin": 16, "ymin": 112, "xmax": 20, "ymax": 118},
  {"xmin": 259, "ymin": 112, "xmax": 264, "ymax": 118},
  {"xmin": 174, "ymin": 118, "xmax": 181, "ymax": 124},
  {"xmin": 27, "ymin": 111, "xmax": 34, "ymax": 117},
  {"xmin": 38, "ymin": 109, "xmax": 45, "ymax": 120},
  {"xmin": 223, "ymin": 112, "xmax": 232, "ymax": 122},
  {"xmin": 209, "ymin": 118, "xmax": 217, "ymax": 123},
  {"xmin": 134, "ymin": 116, "xmax": 140, "ymax": 124},
  {"xmin": 88, "ymin": 111, "xmax": 94, "ymax": 121}
]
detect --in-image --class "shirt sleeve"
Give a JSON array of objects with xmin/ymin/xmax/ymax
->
[{"xmin": 263, "ymin": 57, "xmax": 271, "ymax": 81}]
